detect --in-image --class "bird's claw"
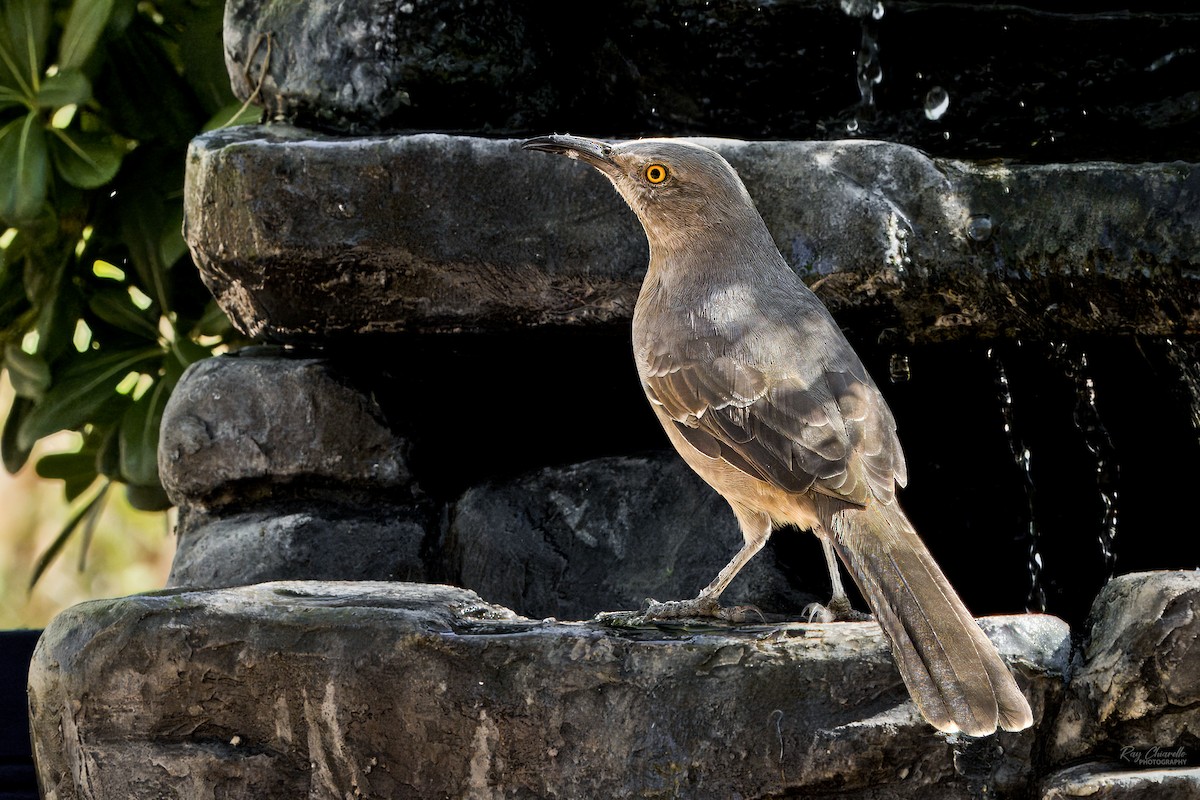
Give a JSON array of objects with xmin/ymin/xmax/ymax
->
[{"xmin": 803, "ymin": 596, "xmax": 872, "ymax": 623}]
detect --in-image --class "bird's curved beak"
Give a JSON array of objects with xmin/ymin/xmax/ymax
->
[{"xmin": 522, "ymin": 134, "xmax": 618, "ymax": 174}]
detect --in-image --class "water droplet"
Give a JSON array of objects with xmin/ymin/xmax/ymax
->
[
  {"xmin": 924, "ymin": 86, "xmax": 949, "ymax": 120},
  {"xmin": 846, "ymin": 118, "xmax": 859, "ymax": 133},
  {"xmin": 888, "ymin": 353, "xmax": 911, "ymax": 383},
  {"xmin": 399, "ymin": 2, "xmax": 414, "ymax": 12},
  {"xmin": 872, "ymin": 1, "xmax": 884, "ymax": 19},
  {"xmin": 966, "ymin": 214, "xmax": 993, "ymax": 242}
]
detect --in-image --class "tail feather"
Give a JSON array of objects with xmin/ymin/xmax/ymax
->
[{"xmin": 824, "ymin": 500, "xmax": 1033, "ymax": 736}]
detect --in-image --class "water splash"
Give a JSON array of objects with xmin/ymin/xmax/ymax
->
[
  {"xmin": 990, "ymin": 345, "xmax": 1046, "ymax": 612},
  {"xmin": 1049, "ymin": 341, "xmax": 1119, "ymax": 575},
  {"xmin": 924, "ymin": 86, "xmax": 950, "ymax": 121}
]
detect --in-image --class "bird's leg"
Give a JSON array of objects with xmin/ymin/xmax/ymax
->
[
  {"xmin": 639, "ymin": 507, "xmax": 771, "ymax": 623},
  {"xmin": 804, "ymin": 536, "xmax": 871, "ymax": 622}
]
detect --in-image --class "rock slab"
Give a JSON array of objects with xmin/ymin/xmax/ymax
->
[
  {"xmin": 447, "ymin": 453, "xmax": 819, "ymax": 620},
  {"xmin": 1041, "ymin": 763, "xmax": 1200, "ymax": 800},
  {"xmin": 1051, "ymin": 570, "xmax": 1200, "ymax": 764},
  {"xmin": 221, "ymin": 0, "xmax": 1200, "ymax": 163},
  {"xmin": 28, "ymin": 582, "xmax": 1069, "ymax": 799},
  {"xmin": 184, "ymin": 126, "xmax": 1200, "ymax": 344}
]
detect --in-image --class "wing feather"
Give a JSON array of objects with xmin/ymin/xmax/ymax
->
[{"xmin": 640, "ymin": 323, "xmax": 905, "ymax": 506}]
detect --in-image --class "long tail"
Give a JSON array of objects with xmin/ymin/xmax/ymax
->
[{"xmin": 823, "ymin": 499, "xmax": 1033, "ymax": 736}]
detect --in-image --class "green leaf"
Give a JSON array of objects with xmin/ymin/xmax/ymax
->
[
  {"xmin": 0, "ymin": 0, "xmax": 49, "ymax": 96},
  {"xmin": 0, "ymin": 112, "xmax": 49, "ymax": 223},
  {"xmin": 192, "ymin": 299, "xmax": 234, "ymax": 337},
  {"xmin": 1, "ymin": 395, "xmax": 33, "ymax": 473},
  {"xmin": 88, "ymin": 285, "xmax": 159, "ymax": 339},
  {"xmin": 29, "ymin": 480, "xmax": 110, "ymax": 590},
  {"xmin": 35, "ymin": 449, "xmax": 99, "ymax": 501},
  {"xmin": 159, "ymin": 204, "xmax": 187, "ymax": 268},
  {"xmin": 58, "ymin": 0, "xmax": 115, "ymax": 70},
  {"xmin": 118, "ymin": 373, "xmax": 170, "ymax": 486},
  {"xmin": 202, "ymin": 101, "xmax": 261, "ymax": 132},
  {"xmin": 16, "ymin": 344, "xmax": 162, "ymax": 449},
  {"xmin": 0, "ymin": 84, "xmax": 26, "ymax": 110},
  {"xmin": 161, "ymin": 0, "xmax": 236, "ymax": 115},
  {"xmin": 49, "ymin": 128, "xmax": 123, "ymax": 188},
  {"xmin": 3, "ymin": 341, "xmax": 50, "ymax": 398},
  {"xmin": 33, "ymin": 277, "xmax": 81, "ymax": 364},
  {"xmin": 95, "ymin": 422, "xmax": 121, "ymax": 478},
  {"xmin": 35, "ymin": 69, "xmax": 91, "ymax": 108},
  {"xmin": 169, "ymin": 336, "xmax": 211, "ymax": 376},
  {"xmin": 125, "ymin": 480, "xmax": 169, "ymax": 511}
]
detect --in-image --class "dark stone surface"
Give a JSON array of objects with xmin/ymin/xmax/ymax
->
[
  {"xmin": 167, "ymin": 506, "xmax": 434, "ymax": 590},
  {"xmin": 447, "ymin": 452, "xmax": 820, "ymax": 620},
  {"xmin": 158, "ymin": 350, "xmax": 413, "ymax": 508},
  {"xmin": 222, "ymin": 0, "xmax": 1200, "ymax": 163},
  {"xmin": 184, "ymin": 126, "xmax": 1200, "ymax": 345},
  {"xmin": 1041, "ymin": 763, "xmax": 1200, "ymax": 800},
  {"xmin": 27, "ymin": 581, "xmax": 1069, "ymax": 799},
  {"xmin": 1050, "ymin": 570, "xmax": 1200, "ymax": 765}
]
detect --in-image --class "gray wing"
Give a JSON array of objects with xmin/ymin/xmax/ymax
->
[{"xmin": 641, "ymin": 330, "xmax": 907, "ymax": 506}]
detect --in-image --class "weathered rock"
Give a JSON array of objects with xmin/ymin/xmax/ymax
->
[
  {"xmin": 28, "ymin": 581, "xmax": 1069, "ymax": 799},
  {"xmin": 184, "ymin": 126, "xmax": 1200, "ymax": 344},
  {"xmin": 222, "ymin": 0, "xmax": 1200, "ymax": 163},
  {"xmin": 1042, "ymin": 763, "xmax": 1200, "ymax": 800},
  {"xmin": 158, "ymin": 350, "xmax": 413, "ymax": 508},
  {"xmin": 1051, "ymin": 570, "xmax": 1200, "ymax": 764},
  {"xmin": 447, "ymin": 452, "xmax": 818, "ymax": 620},
  {"xmin": 167, "ymin": 506, "xmax": 434, "ymax": 589}
]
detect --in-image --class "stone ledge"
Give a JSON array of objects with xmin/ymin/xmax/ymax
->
[
  {"xmin": 184, "ymin": 125, "xmax": 1200, "ymax": 344},
  {"xmin": 28, "ymin": 582, "xmax": 1068, "ymax": 799},
  {"xmin": 158, "ymin": 350, "xmax": 413, "ymax": 508},
  {"xmin": 1041, "ymin": 763, "xmax": 1200, "ymax": 800}
]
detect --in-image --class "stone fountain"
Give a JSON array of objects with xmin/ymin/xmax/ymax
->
[{"xmin": 27, "ymin": 2, "xmax": 1200, "ymax": 797}]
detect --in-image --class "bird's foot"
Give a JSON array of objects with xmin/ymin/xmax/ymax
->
[
  {"xmin": 802, "ymin": 595, "xmax": 872, "ymax": 623},
  {"xmin": 595, "ymin": 596, "xmax": 764, "ymax": 626}
]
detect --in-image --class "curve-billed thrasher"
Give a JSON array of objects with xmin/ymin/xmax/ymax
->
[{"xmin": 523, "ymin": 134, "xmax": 1033, "ymax": 737}]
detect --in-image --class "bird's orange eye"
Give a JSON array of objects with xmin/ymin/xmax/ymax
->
[{"xmin": 644, "ymin": 164, "xmax": 668, "ymax": 184}]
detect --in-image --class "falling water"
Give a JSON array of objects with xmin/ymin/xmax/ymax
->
[
  {"xmin": 989, "ymin": 345, "xmax": 1046, "ymax": 612},
  {"xmin": 1048, "ymin": 341, "xmax": 1119, "ymax": 575},
  {"xmin": 842, "ymin": 0, "xmax": 884, "ymax": 132},
  {"xmin": 1163, "ymin": 337, "xmax": 1200, "ymax": 446}
]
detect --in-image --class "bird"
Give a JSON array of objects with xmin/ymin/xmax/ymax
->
[{"xmin": 521, "ymin": 133, "xmax": 1033, "ymax": 737}]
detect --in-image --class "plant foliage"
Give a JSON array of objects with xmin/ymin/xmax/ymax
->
[{"xmin": 0, "ymin": 0, "xmax": 257, "ymax": 585}]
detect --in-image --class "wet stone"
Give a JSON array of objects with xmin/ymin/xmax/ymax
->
[
  {"xmin": 1041, "ymin": 763, "xmax": 1200, "ymax": 800},
  {"xmin": 168, "ymin": 506, "xmax": 434, "ymax": 590},
  {"xmin": 184, "ymin": 126, "xmax": 1200, "ymax": 345},
  {"xmin": 446, "ymin": 453, "xmax": 820, "ymax": 620},
  {"xmin": 158, "ymin": 350, "xmax": 414, "ymax": 508},
  {"xmin": 221, "ymin": 0, "xmax": 1200, "ymax": 163},
  {"xmin": 27, "ymin": 581, "xmax": 1070, "ymax": 800},
  {"xmin": 1050, "ymin": 570, "xmax": 1200, "ymax": 765}
]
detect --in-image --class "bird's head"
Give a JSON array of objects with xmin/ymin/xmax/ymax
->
[{"xmin": 522, "ymin": 134, "xmax": 763, "ymax": 247}]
